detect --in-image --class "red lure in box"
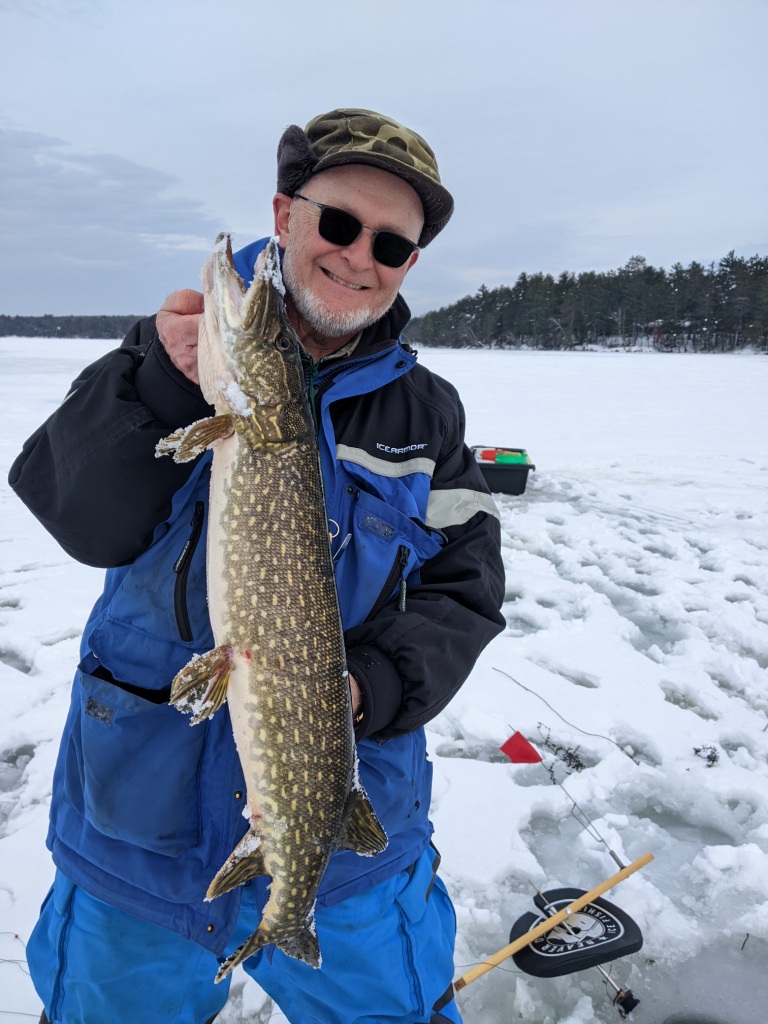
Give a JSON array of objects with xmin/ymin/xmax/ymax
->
[{"xmin": 471, "ymin": 446, "xmax": 536, "ymax": 494}]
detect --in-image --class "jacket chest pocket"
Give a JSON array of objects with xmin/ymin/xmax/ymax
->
[
  {"xmin": 332, "ymin": 487, "xmax": 444, "ymax": 629},
  {"xmin": 88, "ymin": 477, "xmax": 214, "ymax": 689}
]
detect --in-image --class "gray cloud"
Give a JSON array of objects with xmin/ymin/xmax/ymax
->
[
  {"xmin": 0, "ymin": 127, "xmax": 220, "ymax": 314},
  {"xmin": 1, "ymin": 0, "xmax": 767, "ymax": 318}
]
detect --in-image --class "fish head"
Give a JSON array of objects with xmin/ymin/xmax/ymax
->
[{"xmin": 200, "ymin": 237, "xmax": 311, "ymax": 447}]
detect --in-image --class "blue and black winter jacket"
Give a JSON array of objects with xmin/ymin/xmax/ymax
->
[{"xmin": 9, "ymin": 239, "xmax": 506, "ymax": 955}]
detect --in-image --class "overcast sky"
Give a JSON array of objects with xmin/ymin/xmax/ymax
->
[{"xmin": 1, "ymin": 0, "xmax": 767, "ymax": 317}]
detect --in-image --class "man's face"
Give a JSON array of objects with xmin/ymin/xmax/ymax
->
[{"xmin": 274, "ymin": 164, "xmax": 424, "ymax": 346}]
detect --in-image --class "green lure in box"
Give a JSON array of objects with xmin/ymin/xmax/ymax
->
[
  {"xmin": 471, "ymin": 446, "xmax": 536, "ymax": 495},
  {"xmin": 495, "ymin": 451, "xmax": 529, "ymax": 465}
]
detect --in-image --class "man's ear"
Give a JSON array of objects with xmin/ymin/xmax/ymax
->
[
  {"xmin": 405, "ymin": 248, "xmax": 420, "ymax": 273},
  {"xmin": 273, "ymin": 193, "xmax": 293, "ymax": 243}
]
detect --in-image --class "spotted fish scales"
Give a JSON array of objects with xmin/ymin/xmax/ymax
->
[{"xmin": 156, "ymin": 236, "xmax": 387, "ymax": 982}]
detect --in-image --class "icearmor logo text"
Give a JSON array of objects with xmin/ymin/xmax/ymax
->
[{"xmin": 376, "ymin": 443, "xmax": 428, "ymax": 454}]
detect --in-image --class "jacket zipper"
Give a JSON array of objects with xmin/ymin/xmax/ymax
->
[
  {"xmin": 305, "ymin": 346, "xmax": 401, "ymax": 423},
  {"xmin": 173, "ymin": 501, "xmax": 205, "ymax": 642},
  {"xmin": 365, "ymin": 544, "xmax": 410, "ymax": 622},
  {"xmin": 302, "ymin": 354, "xmax": 350, "ymax": 426}
]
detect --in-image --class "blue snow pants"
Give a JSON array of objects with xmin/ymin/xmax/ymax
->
[{"xmin": 27, "ymin": 846, "xmax": 462, "ymax": 1024}]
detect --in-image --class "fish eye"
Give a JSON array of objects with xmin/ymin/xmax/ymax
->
[{"xmin": 275, "ymin": 336, "xmax": 293, "ymax": 352}]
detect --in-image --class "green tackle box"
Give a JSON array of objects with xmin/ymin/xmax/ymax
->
[{"xmin": 471, "ymin": 446, "xmax": 536, "ymax": 495}]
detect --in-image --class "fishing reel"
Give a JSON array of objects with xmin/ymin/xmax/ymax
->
[{"xmin": 509, "ymin": 887, "xmax": 643, "ymax": 1018}]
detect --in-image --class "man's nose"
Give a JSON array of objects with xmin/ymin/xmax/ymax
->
[{"xmin": 339, "ymin": 227, "xmax": 376, "ymax": 270}]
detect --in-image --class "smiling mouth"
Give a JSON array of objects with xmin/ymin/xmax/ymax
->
[{"xmin": 322, "ymin": 268, "xmax": 366, "ymax": 291}]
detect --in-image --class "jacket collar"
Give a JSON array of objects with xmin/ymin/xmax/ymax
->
[{"xmin": 354, "ymin": 292, "xmax": 412, "ymax": 358}]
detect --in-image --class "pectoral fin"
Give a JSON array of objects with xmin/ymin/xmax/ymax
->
[
  {"xmin": 339, "ymin": 785, "xmax": 388, "ymax": 856},
  {"xmin": 206, "ymin": 827, "xmax": 267, "ymax": 900},
  {"xmin": 170, "ymin": 645, "xmax": 233, "ymax": 725},
  {"xmin": 156, "ymin": 414, "xmax": 235, "ymax": 463}
]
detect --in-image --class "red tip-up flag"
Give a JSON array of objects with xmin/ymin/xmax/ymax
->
[{"xmin": 500, "ymin": 731, "xmax": 542, "ymax": 763}]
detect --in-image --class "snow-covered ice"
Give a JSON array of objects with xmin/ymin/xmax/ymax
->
[{"xmin": 1, "ymin": 340, "xmax": 767, "ymax": 1024}]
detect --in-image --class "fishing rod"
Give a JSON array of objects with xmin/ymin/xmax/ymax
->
[
  {"xmin": 450, "ymin": 852, "xmax": 652, "ymax": 1015},
  {"xmin": 528, "ymin": 884, "xmax": 642, "ymax": 1015},
  {"xmin": 442, "ymin": 721, "xmax": 655, "ymax": 1019}
]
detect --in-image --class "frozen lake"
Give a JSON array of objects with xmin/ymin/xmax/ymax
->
[{"xmin": 1, "ymin": 340, "xmax": 767, "ymax": 1023}]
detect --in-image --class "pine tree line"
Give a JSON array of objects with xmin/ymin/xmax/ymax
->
[
  {"xmin": 406, "ymin": 252, "xmax": 768, "ymax": 352},
  {"xmin": 0, "ymin": 314, "xmax": 143, "ymax": 339}
]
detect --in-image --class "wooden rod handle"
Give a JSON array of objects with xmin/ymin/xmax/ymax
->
[{"xmin": 453, "ymin": 851, "xmax": 654, "ymax": 992}]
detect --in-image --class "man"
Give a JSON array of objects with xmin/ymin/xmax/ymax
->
[{"xmin": 10, "ymin": 108, "xmax": 505, "ymax": 1024}]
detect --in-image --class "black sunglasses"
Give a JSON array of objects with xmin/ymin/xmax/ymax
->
[{"xmin": 293, "ymin": 194, "xmax": 419, "ymax": 269}]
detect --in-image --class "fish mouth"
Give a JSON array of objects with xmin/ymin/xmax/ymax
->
[{"xmin": 322, "ymin": 268, "xmax": 367, "ymax": 291}]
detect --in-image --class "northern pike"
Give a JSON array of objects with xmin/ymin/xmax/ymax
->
[{"xmin": 156, "ymin": 236, "xmax": 387, "ymax": 982}]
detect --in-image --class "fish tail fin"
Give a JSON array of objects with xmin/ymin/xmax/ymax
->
[
  {"xmin": 156, "ymin": 414, "xmax": 234, "ymax": 463},
  {"xmin": 215, "ymin": 919, "xmax": 320, "ymax": 983},
  {"xmin": 206, "ymin": 827, "xmax": 266, "ymax": 900},
  {"xmin": 339, "ymin": 785, "xmax": 388, "ymax": 856},
  {"xmin": 215, "ymin": 930, "xmax": 268, "ymax": 983},
  {"xmin": 275, "ymin": 922, "xmax": 321, "ymax": 968},
  {"xmin": 170, "ymin": 646, "xmax": 233, "ymax": 725}
]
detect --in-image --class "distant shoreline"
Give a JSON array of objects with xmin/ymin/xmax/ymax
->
[{"xmin": 0, "ymin": 315, "xmax": 144, "ymax": 339}]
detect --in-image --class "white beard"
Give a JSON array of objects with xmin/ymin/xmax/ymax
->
[{"xmin": 282, "ymin": 251, "xmax": 382, "ymax": 339}]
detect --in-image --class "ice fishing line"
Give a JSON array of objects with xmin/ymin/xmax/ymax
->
[
  {"xmin": 493, "ymin": 666, "xmax": 638, "ymax": 762},
  {"xmin": 455, "ymin": 683, "xmax": 655, "ymax": 1017}
]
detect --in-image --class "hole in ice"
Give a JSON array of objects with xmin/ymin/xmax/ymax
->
[
  {"xmin": 503, "ymin": 614, "xmax": 542, "ymax": 637},
  {"xmin": 536, "ymin": 663, "xmax": 600, "ymax": 689},
  {"xmin": 0, "ymin": 745, "xmax": 34, "ymax": 793},
  {"xmin": 663, "ymin": 1014, "xmax": 736, "ymax": 1024},
  {"xmin": 633, "ymin": 805, "xmax": 735, "ymax": 846},
  {"xmin": 0, "ymin": 644, "xmax": 33, "ymax": 673},
  {"xmin": 0, "ymin": 745, "xmax": 35, "ymax": 834},
  {"xmin": 660, "ymin": 684, "xmax": 718, "ymax": 720},
  {"xmin": 732, "ymin": 573, "xmax": 756, "ymax": 588},
  {"xmin": 433, "ymin": 737, "xmax": 509, "ymax": 764}
]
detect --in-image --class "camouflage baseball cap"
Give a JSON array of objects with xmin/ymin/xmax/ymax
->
[{"xmin": 276, "ymin": 108, "xmax": 453, "ymax": 247}]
